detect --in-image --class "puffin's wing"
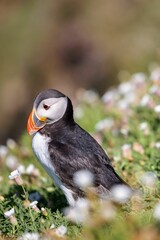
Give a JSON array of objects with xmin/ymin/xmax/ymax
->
[{"xmin": 48, "ymin": 139, "xmax": 125, "ymax": 191}]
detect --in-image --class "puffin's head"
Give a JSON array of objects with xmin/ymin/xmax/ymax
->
[{"xmin": 27, "ymin": 89, "xmax": 68, "ymax": 135}]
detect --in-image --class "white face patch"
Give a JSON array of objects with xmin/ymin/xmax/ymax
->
[
  {"xmin": 32, "ymin": 132, "xmax": 76, "ymax": 206},
  {"xmin": 36, "ymin": 97, "xmax": 67, "ymax": 124}
]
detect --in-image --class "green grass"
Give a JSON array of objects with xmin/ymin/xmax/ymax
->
[{"xmin": 0, "ymin": 71, "xmax": 160, "ymax": 239}]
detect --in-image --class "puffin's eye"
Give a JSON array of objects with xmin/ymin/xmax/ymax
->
[{"xmin": 43, "ymin": 104, "xmax": 50, "ymax": 110}]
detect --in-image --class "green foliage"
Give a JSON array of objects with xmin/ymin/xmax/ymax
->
[{"xmin": 0, "ymin": 72, "xmax": 160, "ymax": 239}]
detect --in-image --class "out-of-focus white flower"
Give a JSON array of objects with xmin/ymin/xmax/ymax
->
[
  {"xmin": 102, "ymin": 89, "xmax": 117, "ymax": 104},
  {"xmin": 139, "ymin": 122, "xmax": 148, "ymax": 131},
  {"xmin": 111, "ymin": 185, "xmax": 132, "ymax": 204},
  {"xmin": 118, "ymin": 82, "xmax": 134, "ymax": 95},
  {"xmin": 121, "ymin": 144, "xmax": 131, "ymax": 151},
  {"xmin": 4, "ymin": 208, "xmax": 15, "ymax": 218},
  {"xmin": 6, "ymin": 139, "xmax": 17, "ymax": 150},
  {"xmin": 150, "ymin": 67, "xmax": 160, "ymax": 83},
  {"xmin": 139, "ymin": 122, "xmax": 149, "ymax": 135},
  {"xmin": 155, "ymin": 142, "xmax": 160, "ymax": 149},
  {"xmin": 140, "ymin": 94, "xmax": 152, "ymax": 107},
  {"xmin": 73, "ymin": 169, "xmax": 94, "ymax": 188},
  {"xmin": 26, "ymin": 164, "xmax": 40, "ymax": 177},
  {"xmin": 0, "ymin": 145, "xmax": 8, "ymax": 159},
  {"xmin": 65, "ymin": 198, "xmax": 90, "ymax": 223},
  {"xmin": 121, "ymin": 144, "xmax": 132, "ymax": 160},
  {"xmin": 9, "ymin": 169, "xmax": 20, "ymax": 179},
  {"xmin": 120, "ymin": 128, "xmax": 128, "ymax": 136},
  {"xmin": 117, "ymin": 99, "xmax": 129, "ymax": 110},
  {"xmin": 50, "ymin": 223, "xmax": 55, "ymax": 229},
  {"xmin": 140, "ymin": 172, "xmax": 157, "ymax": 188},
  {"xmin": 41, "ymin": 207, "xmax": 48, "ymax": 216},
  {"xmin": 95, "ymin": 118, "xmax": 114, "ymax": 131},
  {"xmin": 82, "ymin": 90, "xmax": 99, "ymax": 104},
  {"xmin": 154, "ymin": 105, "xmax": 160, "ymax": 113},
  {"xmin": 9, "ymin": 169, "xmax": 23, "ymax": 185},
  {"xmin": 74, "ymin": 106, "xmax": 84, "ymax": 119},
  {"xmin": 76, "ymin": 198, "xmax": 90, "ymax": 210},
  {"xmin": 30, "ymin": 201, "xmax": 39, "ymax": 212},
  {"xmin": 17, "ymin": 165, "xmax": 26, "ymax": 174},
  {"xmin": 18, "ymin": 232, "xmax": 39, "ymax": 240},
  {"xmin": 124, "ymin": 92, "xmax": 135, "ymax": 104},
  {"xmin": 149, "ymin": 85, "xmax": 160, "ymax": 96},
  {"xmin": 131, "ymin": 73, "xmax": 146, "ymax": 87},
  {"xmin": 55, "ymin": 225, "xmax": 67, "ymax": 237},
  {"xmin": 6, "ymin": 155, "xmax": 19, "ymax": 170},
  {"xmin": 26, "ymin": 164, "xmax": 35, "ymax": 174},
  {"xmin": 153, "ymin": 203, "xmax": 160, "ymax": 221},
  {"xmin": 4, "ymin": 207, "xmax": 17, "ymax": 225}
]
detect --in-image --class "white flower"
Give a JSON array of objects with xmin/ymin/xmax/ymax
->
[
  {"xmin": 55, "ymin": 225, "xmax": 67, "ymax": 237},
  {"xmin": 149, "ymin": 85, "xmax": 159, "ymax": 94},
  {"xmin": 131, "ymin": 73, "xmax": 146, "ymax": 86},
  {"xmin": 117, "ymin": 99, "xmax": 129, "ymax": 110},
  {"xmin": 154, "ymin": 105, "xmax": 160, "ymax": 113},
  {"xmin": 76, "ymin": 198, "xmax": 90, "ymax": 210},
  {"xmin": 121, "ymin": 144, "xmax": 131, "ymax": 151},
  {"xmin": 153, "ymin": 203, "xmax": 160, "ymax": 220},
  {"xmin": 30, "ymin": 201, "xmax": 38, "ymax": 208},
  {"xmin": 4, "ymin": 207, "xmax": 17, "ymax": 225},
  {"xmin": 4, "ymin": 208, "xmax": 15, "ymax": 218},
  {"xmin": 26, "ymin": 164, "xmax": 35, "ymax": 174},
  {"xmin": 6, "ymin": 139, "xmax": 17, "ymax": 150},
  {"xmin": 118, "ymin": 82, "xmax": 134, "ymax": 95},
  {"xmin": 30, "ymin": 201, "xmax": 39, "ymax": 212},
  {"xmin": 18, "ymin": 232, "xmax": 39, "ymax": 240},
  {"xmin": 83, "ymin": 90, "xmax": 99, "ymax": 104},
  {"xmin": 6, "ymin": 155, "xmax": 19, "ymax": 170},
  {"xmin": 155, "ymin": 142, "xmax": 160, "ymax": 149},
  {"xmin": 74, "ymin": 107, "xmax": 84, "ymax": 119},
  {"xmin": 111, "ymin": 185, "xmax": 132, "ymax": 204},
  {"xmin": 17, "ymin": 165, "xmax": 26, "ymax": 174},
  {"xmin": 0, "ymin": 145, "xmax": 8, "ymax": 158},
  {"xmin": 9, "ymin": 169, "xmax": 20, "ymax": 180},
  {"xmin": 95, "ymin": 118, "xmax": 114, "ymax": 131},
  {"xmin": 9, "ymin": 169, "xmax": 23, "ymax": 185},
  {"xmin": 73, "ymin": 169, "xmax": 94, "ymax": 188},
  {"xmin": 139, "ymin": 122, "xmax": 148, "ymax": 131},
  {"xmin": 140, "ymin": 172, "xmax": 157, "ymax": 188},
  {"xmin": 140, "ymin": 94, "xmax": 151, "ymax": 107},
  {"xmin": 120, "ymin": 128, "xmax": 128, "ymax": 136},
  {"xmin": 150, "ymin": 67, "xmax": 160, "ymax": 82},
  {"xmin": 102, "ymin": 89, "xmax": 117, "ymax": 103},
  {"xmin": 50, "ymin": 223, "xmax": 55, "ymax": 229},
  {"xmin": 64, "ymin": 198, "xmax": 90, "ymax": 223}
]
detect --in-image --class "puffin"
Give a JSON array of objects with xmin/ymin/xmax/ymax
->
[{"xmin": 27, "ymin": 89, "xmax": 127, "ymax": 206}]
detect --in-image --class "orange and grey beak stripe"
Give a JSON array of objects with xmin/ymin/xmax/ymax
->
[{"xmin": 27, "ymin": 109, "xmax": 46, "ymax": 135}]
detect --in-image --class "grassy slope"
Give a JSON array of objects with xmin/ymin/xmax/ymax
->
[{"xmin": 0, "ymin": 71, "xmax": 160, "ymax": 239}]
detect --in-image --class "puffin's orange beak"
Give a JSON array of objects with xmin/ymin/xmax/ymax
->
[{"xmin": 27, "ymin": 109, "xmax": 46, "ymax": 135}]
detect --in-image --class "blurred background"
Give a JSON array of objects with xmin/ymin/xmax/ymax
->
[{"xmin": 0, "ymin": 0, "xmax": 160, "ymax": 143}]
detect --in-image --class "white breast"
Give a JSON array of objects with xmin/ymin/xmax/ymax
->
[{"xmin": 32, "ymin": 132, "xmax": 76, "ymax": 206}]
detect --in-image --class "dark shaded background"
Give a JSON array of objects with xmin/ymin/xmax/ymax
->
[{"xmin": 0, "ymin": 0, "xmax": 160, "ymax": 143}]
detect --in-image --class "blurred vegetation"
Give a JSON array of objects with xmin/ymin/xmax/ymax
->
[
  {"xmin": 0, "ymin": 67, "xmax": 160, "ymax": 239},
  {"xmin": 0, "ymin": 0, "xmax": 160, "ymax": 143}
]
